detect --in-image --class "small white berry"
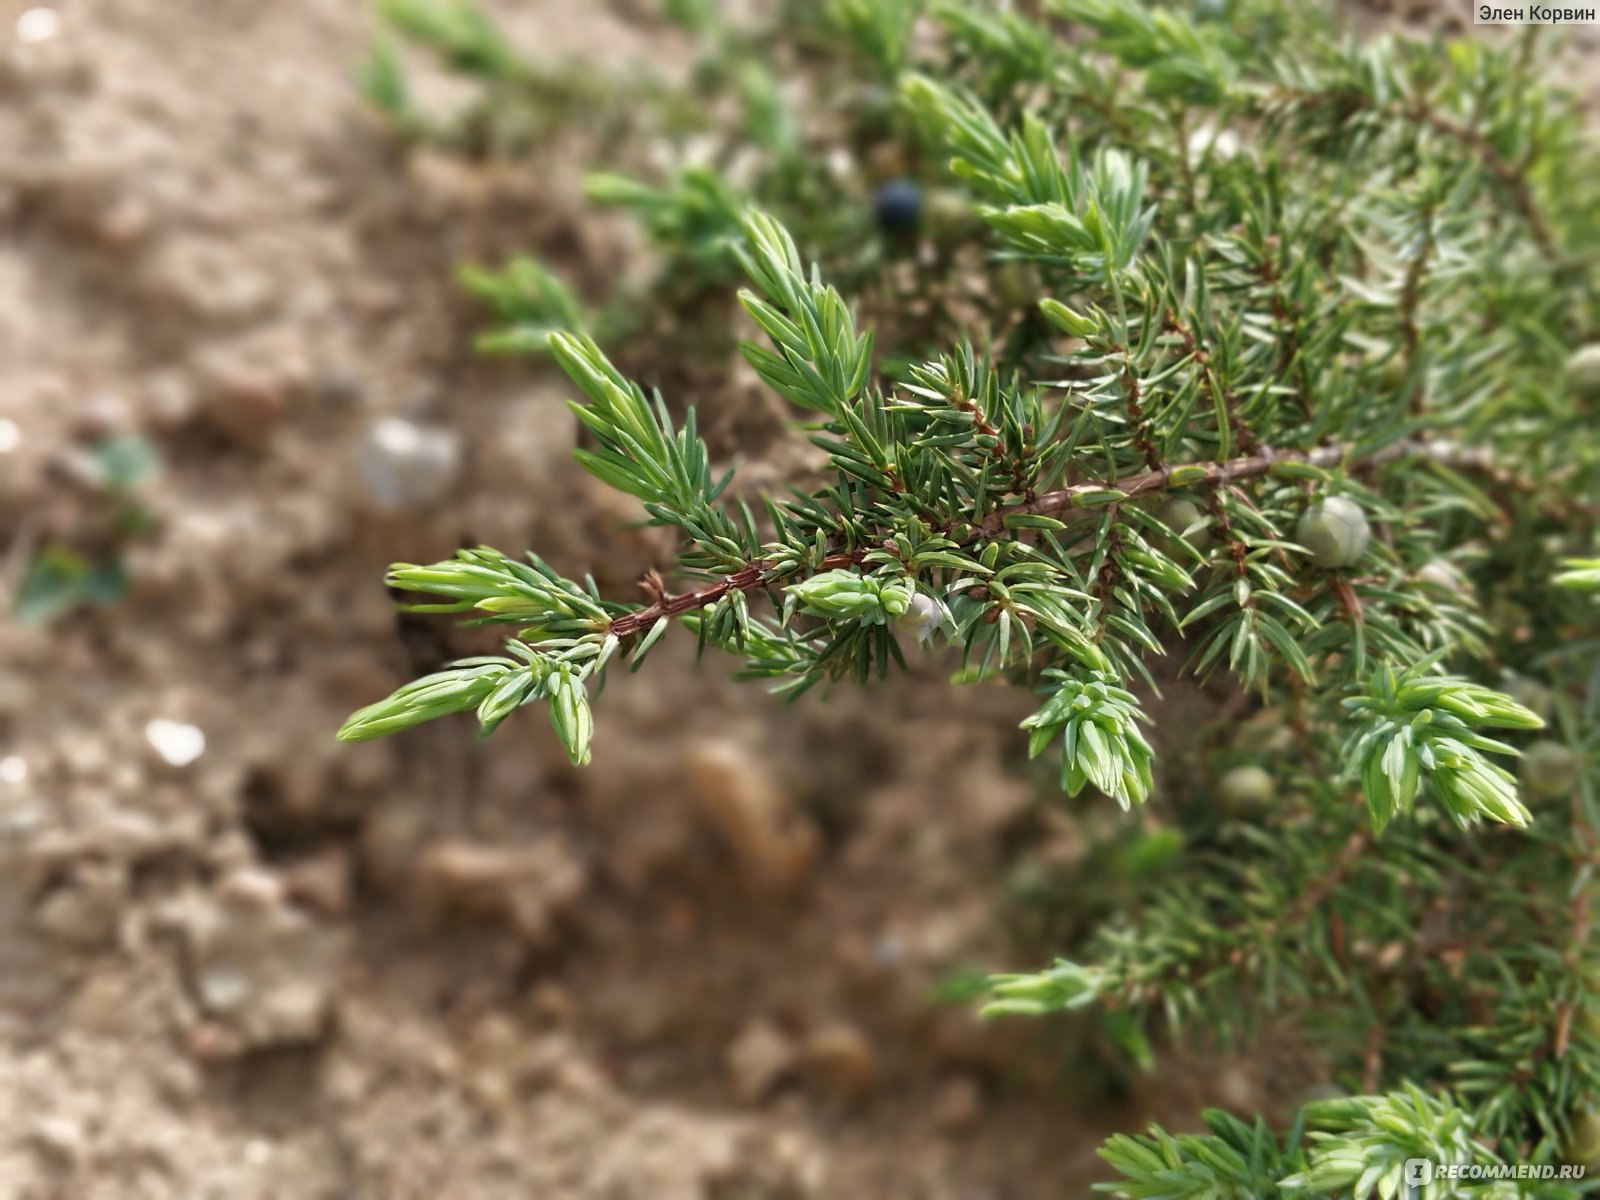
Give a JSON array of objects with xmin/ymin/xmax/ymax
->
[
  {"xmin": 896, "ymin": 592, "xmax": 942, "ymax": 644},
  {"xmin": 1567, "ymin": 345, "xmax": 1600, "ymax": 404},
  {"xmin": 16, "ymin": 7, "xmax": 61, "ymax": 44},
  {"xmin": 1216, "ymin": 765, "xmax": 1274, "ymax": 815},
  {"xmin": 145, "ymin": 719, "xmax": 205, "ymax": 767},
  {"xmin": 1296, "ymin": 496, "xmax": 1370, "ymax": 569},
  {"xmin": 1414, "ymin": 560, "xmax": 1462, "ymax": 591}
]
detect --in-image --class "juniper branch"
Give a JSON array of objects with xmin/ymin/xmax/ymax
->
[
  {"xmin": 606, "ymin": 549, "xmax": 868, "ymax": 639},
  {"xmin": 970, "ymin": 439, "xmax": 1506, "ymax": 539},
  {"xmin": 1259, "ymin": 84, "xmax": 1560, "ymax": 260},
  {"xmin": 602, "ymin": 439, "xmax": 1518, "ymax": 642}
]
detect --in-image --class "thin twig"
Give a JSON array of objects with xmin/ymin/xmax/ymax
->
[
  {"xmin": 1554, "ymin": 811, "xmax": 1598, "ymax": 1061},
  {"xmin": 1267, "ymin": 85, "xmax": 1558, "ymax": 260},
  {"xmin": 609, "ymin": 438, "xmax": 1507, "ymax": 639},
  {"xmin": 1116, "ymin": 347, "xmax": 1163, "ymax": 472},
  {"xmin": 1361, "ymin": 1024, "xmax": 1386, "ymax": 1094},
  {"xmin": 972, "ymin": 438, "xmax": 1496, "ymax": 539},
  {"xmin": 1259, "ymin": 243, "xmax": 1314, "ymax": 420},
  {"xmin": 1397, "ymin": 201, "xmax": 1434, "ymax": 412},
  {"xmin": 1231, "ymin": 826, "xmax": 1370, "ymax": 967},
  {"xmin": 1415, "ymin": 107, "xmax": 1555, "ymax": 259},
  {"xmin": 1165, "ymin": 311, "xmax": 1259, "ymax": 454},
  {"xmin": 608, "ymin": 549, "xmax": 867, "ymax": 638},
  {"xmin": 1129, "ymin": 816, "xmax": 1371, "ymax": 1004},
  {"xmin": 1330, "ymin": 574, "xmax": 1364, "ymax": 626}
]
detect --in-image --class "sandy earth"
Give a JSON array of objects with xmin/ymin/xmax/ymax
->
[{"xmin": 3, "ymin": 0, "xmax": 1582, "ymax": 1197}]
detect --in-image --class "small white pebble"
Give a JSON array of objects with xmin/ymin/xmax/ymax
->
[
  {"xmin": 16, "ymin": 7, "xmax": 61, "ymax": 44},
  {"xmin": 371, "ymin": 416, "xmax": 421, "ymax": 456},
  {"xmin": 218, "ymin": 866, "xmax": 283, "ymax": 906},
  {"xmin": 680, "ymin": 134, "xmax": 718, "ymax": 171},
  {"xmin": 28, "ymin": 1114, "xmax": 83, "ymax": 1160},
  {"xmin": 0, "ymin": 755, "xmax": 25, "ymax": 785},
  {"xmin": 645, "ymin": 137, "xmax": 675, "ymax": 172},
  {"xmin": 145, "ymin": 719, "xmax": 205, "ymax": 767},
  {"xmin": 0, "ymin": 419, "xmax": 19, "ymax": 454},
  {"xmin": 357, "ymin": 416, "xmax": 462, "ymax": 510},
  {"xmin": 243, "ymin": 1139, "xmax": 273, "ymax": 1166},
  {"xmin": 871, "ymin": 934, "xmax": 906, "ymax": 966},
  {"xmin": 0, "ymin": 805, "xmax": 43, "ymax": 836},
  {"xmin": 196, "ymin": 964, "xmax": 251, "ymax": 1013}
]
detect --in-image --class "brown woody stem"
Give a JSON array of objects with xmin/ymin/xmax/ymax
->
[
  {"xmin": 1415, "ymin": 108, "xmax": 1555, "ymax": 259},
  {"xmin": 606, "ymin": 438, "xmax": 1507, "ymax": 640},
  {"xmin": 607, "ymin": 549, "xmax": 868, "ymax": 639}
]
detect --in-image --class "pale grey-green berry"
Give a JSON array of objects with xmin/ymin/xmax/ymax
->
[
  {"xmin": 924, "ymin": 188, "xmax": 971, "ymax": 240},
  {"xmin": 1415, "ymin": 560, "xmax": 1462, "ymax": 590},
  {"xmin": 1566, "ymin": 344, "xmax": 1600, "ymax": 405},
  {"xmin": 1217, "ymin": 765, "xmax": 1274, "ymax": 815},
  {"xmin": 1157, "ymin": 496, "xmax": 1212, "ymax": 551},
  {"xmin": 1581, "ymin": 983, "xmax": 1600, "ymax": 1042},
  {"xmin": 1499, "ymin": 673, "xmax": 1553, "ymax": 723},
  {"xmin": 1379, "ymin": 355, "xmax": 1407, "ymax": 393},
  {"xmin": 1296, "ymin": 496, "xmax": 1370, "ymax": 569},
  {"xmin": 1521, "ymin": 740, "xmax": 1581, "ymax": 800},
  {"xmin": 993, "ymin": 260, "xmax": 1040, "ymax": 310},
  {"xmin": 896, "ymin": 591, "xmax": 942, "ymax": 643},
  {"xmin": 1563, "ymin": 1108, "xmax": 1600, "ymax": 1171}
]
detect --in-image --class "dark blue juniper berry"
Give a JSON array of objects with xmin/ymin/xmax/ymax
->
[{"xmin": 872, "ymin": 178, "xmax": 922, "ymax": 234}]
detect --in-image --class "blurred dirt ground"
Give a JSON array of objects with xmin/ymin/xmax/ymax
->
[{"xmin": 0, "ymin": 2, "xmax": 1588, "ymax": 1198}]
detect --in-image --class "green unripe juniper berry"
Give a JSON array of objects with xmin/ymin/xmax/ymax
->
[
  {"xmin": 1296, "ymin": 496, "xmax": 1370, "ymax": 569},
  {"xmin": 1581, "ymin": 974, "xmax": 1600, "ymax": 1043},
  {"xmin": 992, "ymin": 259, "xmax": 1040, "ymax": 310},
  {"xmin": 1216, "ymin": 765, "xmax": 1274, "ymax": 815},
  {"xmin": 1520, "ymin": 739, "xmax": 1581, "ymax": 800},
  {"xmin": 1566, "ymin": 344, "xmax": 1600, "ymax": 404},
  {"xmin": 1157, "ymin": 495, "xmax": 1212, "ymax": 552},
  {"xmin": 1563, "ymin": 1109, "xmax": 1600, "ymax": 1171}
]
